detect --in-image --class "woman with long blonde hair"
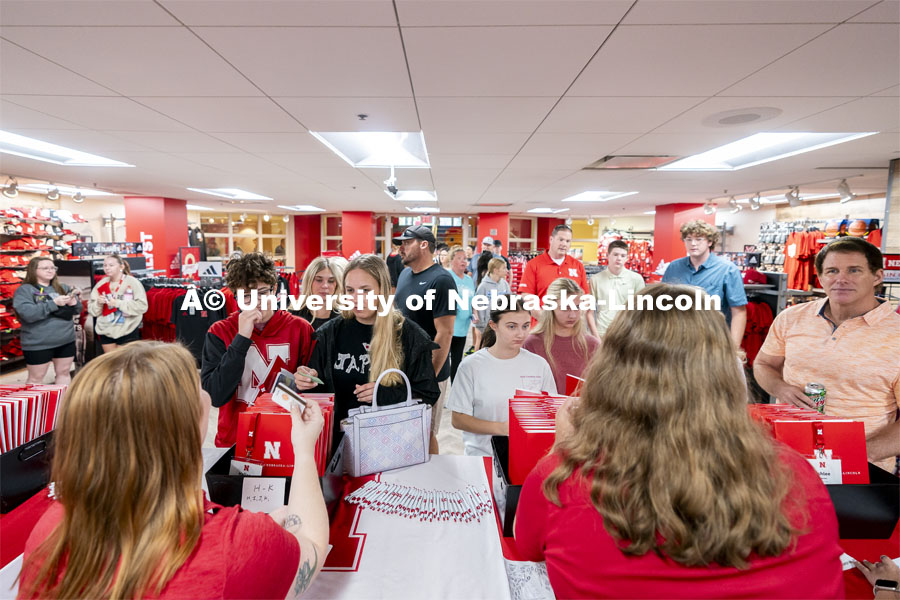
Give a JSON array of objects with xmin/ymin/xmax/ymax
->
[
  {"xmin": 293, "ymin": 256, "xmax": 344, "ymax": 329},
  {"xmin": 18, "ymin": 342, "xmax": 328, "ymax": 599},
  {"xmin": 514, "ymin": 284, "xmax": 844, "ymax": 598},
  {"xmin": 523, "ymin": 277, "xmax": 600, "ymax": 394},
  {"xmin": 306, "ymin": 254, "xmax": 440, "ymax": 451}
]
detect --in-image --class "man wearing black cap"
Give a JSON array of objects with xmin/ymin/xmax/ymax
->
[{"xmin": 394, "ymin": 225, "xmax": 456, "ymax": 453}]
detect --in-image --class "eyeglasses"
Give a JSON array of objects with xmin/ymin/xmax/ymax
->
[{"xmin": 38, "ymin": 265, "xmax": 58, "ymax": 271}]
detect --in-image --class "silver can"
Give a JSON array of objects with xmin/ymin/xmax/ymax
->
[{"xmin": 804, "ymin": 383, "xmax": 826, "ymax": 414}]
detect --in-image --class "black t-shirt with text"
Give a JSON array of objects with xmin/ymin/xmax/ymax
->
[
  {"xmin": 394, "ymin": 262, "xmax": 456, "ymax": 381},
  {"xmin": 331, "ymin": 318, "xmax": 373, "ymax": 441}
]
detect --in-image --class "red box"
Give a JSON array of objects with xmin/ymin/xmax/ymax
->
[
  {"xmin": 508, "ymin": 394, "xmax": 568, "ymax": 485},
  {"xmin": 235, "ymin": 393, "xmax": 334, "ymax": 477},
  {"xmin": 748, "ymin": 404, "xmax": 869, "ymax": 484},
  {"xmin": 565, "ymin": 375, "xmax": 584, "ymax": 397}
]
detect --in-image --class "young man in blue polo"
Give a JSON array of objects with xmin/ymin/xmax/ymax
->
[{"xmin": 662, "ymin": 220, "xmax": 747, "ymax": 347}]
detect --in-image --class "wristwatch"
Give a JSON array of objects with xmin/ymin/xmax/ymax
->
[{"xmin": 874, "ymin": 579, "xmax": 899, "ymax": 597}]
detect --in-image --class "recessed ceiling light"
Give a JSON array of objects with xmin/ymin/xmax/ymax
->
[
  {"xmin": 405, "ymin": 206, "xmax": 439, "ymax": 213},
  {"xmin": 561, "ymin": 191, "xmax": 638, "ymax": 202},
  {"xmin": 643, "ymin": 210, "xmax": 656, "ymax": 215},
  {"xmin": 185, "ymin": 204, "xmax": 214, "ymax": 211},
  {"xmin": 527, "ymin": 208, "xmax": 569, "ymax": 214},
  {"xmin": 658, "ymin": 132, "xmax": 878, "ymax": 171},
  {"xmin": 0, "ymin": 130, "xmax": 134, "ymax": 167},
  {"xmin": 187, "ymin": 188, "xmax": 272, "ymax": 201},
  {"xmin": 310, "ymin": 131, "xmax": 430, "ymax": 168},
  {"xmin": 277, "ymin": 204, "xmax": 326, "ymax": 213},
  {"xmin": 386, "ymin": 190, "xmax": 438, "ymax": 202},
  {"xmin": 18, "ymin": 183, "xmax": 114, "ymax": 197}
]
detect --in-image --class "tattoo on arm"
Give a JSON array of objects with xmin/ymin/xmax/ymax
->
[
  {"xmin": 283, "ymin": 514, "xmax": 302, "ymax": 530},
  {"xmin": 293, "ymin": 545, "xmax": 319, "ymax": 596}
]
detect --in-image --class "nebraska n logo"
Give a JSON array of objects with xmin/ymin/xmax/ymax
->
[
  {"xmin": 238, "ymin": 343, "xmax": 290, "ymax": 405},
  {"xmin": 264, "ymin": 441, "xmax": 281, "ymax": 460}
]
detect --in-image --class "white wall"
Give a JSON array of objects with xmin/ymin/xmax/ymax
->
[{"xmin": 715, "ymin": 205, "xmax": 777, "ymax": 251}]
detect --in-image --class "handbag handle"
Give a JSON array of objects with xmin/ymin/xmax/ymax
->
[{"xmin": 371, "ymin": 368, "xmax": 413, "ymax": 409}]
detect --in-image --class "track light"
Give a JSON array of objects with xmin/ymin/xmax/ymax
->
[
  {"xmin": 785, "ymin": 186, "xmax": 802, "ymax": 208},
  {"xmin": 703, "ymin": 202, "xmax": 716, "ymax": 215},
  {"xmin": 46, "ymin": 185, "xmax": 60, "ymax": 201},
  {"xmin": 837, "ymin": 179, "xmax": 854, "ymax": 203},
  {"xmin": 263, "ymin": 213, "xmax": 270, "ymax": 222},
  {"xmin": 72, "ymin": 190, "xmax": 85, "ymax": 203},
  {"xmin": 586, "ymin": 217, "xmax": 595, "ymax": 226},
  {"xmin": 282, "ymin": 214, "xmax": 290, "ymax": 223},
  {"xmin": 749, "ymin": 194, "xmax": 761, "ymax": 211},
  {"xmin": 728, "ymin": 196, "xmax": 742, "ymax": 214},
  {"xmin": 565, "ymin": 217, "xmax": 573, "ymax": 226},
  {"xmin": 2, "ymin": 177, "xmax": 18, "ymax": 198}
]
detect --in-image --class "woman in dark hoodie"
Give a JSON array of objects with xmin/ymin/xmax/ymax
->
[{"xmin": 307, "ymin": 254, "xmax": 440, "ymax": 450}]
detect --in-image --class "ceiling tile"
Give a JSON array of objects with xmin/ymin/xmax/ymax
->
[
  {"xmin": 105, "ymin": 130, "xmax": 239, "ymax": 153},
  {"xmin": 623, "ymin": 0, "xmax": 876, "ymax": 24},
  {"xmin": 518, "ymin": 133, "xmax": 637, "ymax": 156},
  {"xmin": 429, "ymin": 154, "xmax": 512, "ymax": 169},
  {"xmin": 194, "ymin": 27, "xmax": 411, "ymax": 97},
  {"xmin": 418, "ymin": 97, "xmax": 556, "ymax": 133},
  {"xmin": 569, "ymin": 24, "xmax": 831, "ymax": 96},
  {"xmin": 211, "ymin": 132, "xmax": 325, "ymax": 153},
  {"xmin": 0, "ymin": 40, "xmax": 115, "ymax": 96},
  {"xmin": 396, "ymin": 0, "xmax": 633, "ymax": 26},
  {"xmin": 257, "ymin": 152, "xmax": 361, "ymax": 171},
  {"xmin": 872, "ymin": 85, "xmax": 900, "ymax": 96},
  {"xmin": 541, "ymin": 97, "xmax": 703, "ymax": 133},
  {"xmin": 779, "ymin": 97, "xmax": 900, "ymax": 132},
  {"xmin": 653, "ymin": 96, "xmax": 857, "ymax": 133},
  {"xmin": 425, "ymin": 132, "xmax": 530, "ymax": 155},
  {"xmin": 404, "ymin": 26, "xmax": 613, "ymax": 96},
  {"xmin": 172, "ymin": 152, "xmax": 297, "ymax": 179},
  {"xmin": 0, "ymin": 0, "xmax": 179, "ymax": 25},
  {"xmin": 136, "ymin": 97, "xmax": 304, "ymax": 132},
  {"xmin": 161, "ymin": 0, "xmax": 397, "ymax": 26},
  {"xmin": 0, "ymin": 100, "xmax": 85, "ymax": 130},
  {"xmin": 3, "ymin": 96, "xmax": 188, "ymax": 131},
  {"xmin": 0, "ymin": 27, "xmax": 260, "ymax": 96},
  {"xmin": 505, "ymin": 154, "xmax": 598, "ymax": 170},
  {"xmin": 610, "ymin": 131, "xmax": 748, "ymax": 155},
  {"xmin": 722, "ymin": 24, "xmax": 900, "ymax": 97},
  {"xmin": 276, "ymin": 97, "xmax": 419, "ymax": 131},
  {"xmin": 848, "ymin": 0, "xmax": 900, "ymax": 22}
]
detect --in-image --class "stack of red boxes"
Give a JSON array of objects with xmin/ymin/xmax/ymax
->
[
  {"xmin": 236, "ymin": 393, "xmax": 335, "ymax": 477},
  {"xmin": 748, "ymin": 404, "xmax": 869, "ymax": 484},
  {"xmin": 0, "ymin": 384, "xmax": 67, "ymax": 453},
  {"xmin": 508, "ymin": 390, "xmax": 568, "ymax": 485}
]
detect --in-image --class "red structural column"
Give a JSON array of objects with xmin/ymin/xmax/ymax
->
[
  {"xmin": 653, "ymin": 203, "xmax": 713, "ymax": 266},
  {"xmin": 341, "ymin": 211, "xmax": 375, "ymax": 258},
  {"xmin": 477, "ymin": 212, "xmax": 509, "ymax": 251},
  {"xmin": 293, "ymin": 215, "xmax": 321, "ymax": 270},
  {"xmin": 124, "ymin": 196, "xmax": 187, "ymax": 276}
]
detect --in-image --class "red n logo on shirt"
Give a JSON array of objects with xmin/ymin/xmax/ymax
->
[{"xmin": 237, "ymin": 343, "xmax": 290, "ymax": 406}]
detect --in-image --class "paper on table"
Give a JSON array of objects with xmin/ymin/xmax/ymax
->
[
  {"xmin": 840, "ymin": 552, "xmax": 900, "ymax": 571},
  {"xmin": 240, "ymin": 477, "xmax": 286, "ymax": 513}
]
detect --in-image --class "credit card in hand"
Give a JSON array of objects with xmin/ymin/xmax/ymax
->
[{"xmin": 271, "ymin": 382, "xmax": 308, "ymax": 413}]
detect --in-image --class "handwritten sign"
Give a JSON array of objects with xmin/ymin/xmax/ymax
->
[{"xmin": 240, "ymin": 477, "xmax": 286, "ymax": 513}]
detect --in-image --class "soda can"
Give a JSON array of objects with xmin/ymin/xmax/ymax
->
[{"xmin": 804, "ymin": 383, "xmax": 826, "ymax": 414}]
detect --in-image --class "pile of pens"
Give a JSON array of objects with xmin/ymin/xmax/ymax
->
[{"xmin": 344, "ymin": 480, "xmax": 493, "ymax": 523}]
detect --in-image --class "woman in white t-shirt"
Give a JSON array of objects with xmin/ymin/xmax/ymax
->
[{"xmin": 447, "ymin": 298, "xmax": 556, "ymax": 456}]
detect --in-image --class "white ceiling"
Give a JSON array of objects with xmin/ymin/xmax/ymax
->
[{"xmin": 0, "ymin": 0, "xmax": 898, "ymax": 217}]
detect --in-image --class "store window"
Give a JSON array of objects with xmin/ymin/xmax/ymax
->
[
  {"xmin": 195, "ymin": 212, "xmax": 288, "ymax": 260},
  {"xmin": 509, "ymin": 217, "xmax": 536, "ymax": 253},
  {"xmin": 321, "ymin": 215, "xmax": 342, "ymax": 254}
]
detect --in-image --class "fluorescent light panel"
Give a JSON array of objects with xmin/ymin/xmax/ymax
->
[
  {"xmin": 405, "ymin": 206, "xmax": 439, "ymax": 213},
  {"xmin": 18, "ymin": 183, "xmax": 113, "ymax": 197},
  {"xmin": 277, "ymin": 204, "xmax": 325, "ymax": 213},
  {"xmin": 0, "ymin": 130, "xmax": 134, "ymax": 167},
  {"xmin": 386, "ymin": 190, "xmax": 437, "ymax": 202},
  {"xmin": 310, "ymin": 131, "xmax": 430, "ymax": 168},
  {"xmin": 561, "ymin": 191, "xmax": 638, "ymax": 202},
  {"xmin": 527, "ymin": 208, "xmax": 569, "ymax": 214},
  {"xmin": 658, "ymin": 132, "xmax": 877, "ymax": 171},
  {"xmin": 186, "ymin": 204, "xmax": 215, "ymax": 211},
  {"xmin": 187, "ymin": 188, "xmax": 272, "ymax": 201}
]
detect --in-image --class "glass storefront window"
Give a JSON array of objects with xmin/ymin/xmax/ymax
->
[
  {"xmin": 262, "ymin": 217, "xmax": 286, "ymax": 236},
  {"xmin": 510, "ymin": 217, "xmax": 533, "ymax": 239},
  {"xmin": 325, "ymin": 216, "xmax": 341, "ymax": 237},
  {"xmin": 262, "ymin": 238, "xmax": 287, "ymax": 256},
  {"xmin": 232, "ymin": 237, "xmax": 257, "ymax": 254},
  {"xmin": 200, "ymin": 214, "xmax": 229, "ymax": 235},
  {"xmin": 205, "ymin": 236, "xmax": 227, "ymax": 259}
]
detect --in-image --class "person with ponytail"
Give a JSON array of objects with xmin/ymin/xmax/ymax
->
[
  {"xmin": 88, "ymin": 253, "xmax": 147, "ymax": 352},
  {"xmin": 447, "ymin": 298, "xmax": 556, "ymax": 456},
  {"xmin": 18, "ymin": 342, "xmax": 328, "ymax": 599},
  {"xmin": 523, "ymin": 277, "xmax": 600, "ymax": 394},
  {"xmin": 306, "ymin": 254, "xmax": 440, "ymax": 450},
  {"xmin": 514, "ymin": 284, "xmax": 844, "ymax": 599}
]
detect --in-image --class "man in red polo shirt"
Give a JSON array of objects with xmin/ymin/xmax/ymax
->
[{"xmin": 518, "ymin": 224, "xmax": 598, "ymax": 336}]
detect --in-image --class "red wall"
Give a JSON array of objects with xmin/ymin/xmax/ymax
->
[
  {"xmin": 293, "ymin": 215, "xmax": 321, "ymax": 270},
  {"xmin": 477, "ymin": 212, "xmax": 509, "ymax": 251},
  {"xmin": 653, "ymin": 203, "xmax": 714, "ymax": 267},
  {"xmin": 341, "ymin": 211, "xmax": 375, "ymax": 258},
  {"xmin": 124, "ymin": 196, "xmax": 187, "ymax": 276},
  {"xmin": 537, "ymin": 217, "xmax": 565, "ymax": 252}
]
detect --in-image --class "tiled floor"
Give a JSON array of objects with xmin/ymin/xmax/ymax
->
[{"xmin": 2, "ymin": 356, "xmax": 466, "ymax": 455}]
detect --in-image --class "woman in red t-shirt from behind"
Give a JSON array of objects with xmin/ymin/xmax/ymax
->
[
  {"xmin": 18, "ymin": 341, "xmax": 328, "ymax": 599},
  {"xmin": 514, "ymin": 283, "xmax": 845, "ymax": 599}
]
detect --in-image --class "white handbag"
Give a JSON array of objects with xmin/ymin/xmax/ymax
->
[{"xmin": 340, "ymin": 368, "xmax": 432, "ymax": 477}]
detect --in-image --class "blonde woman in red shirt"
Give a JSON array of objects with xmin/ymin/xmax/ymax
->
[{"xmin": 515, "ymin": 283, "xmax": 844, "ymax": 599}]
